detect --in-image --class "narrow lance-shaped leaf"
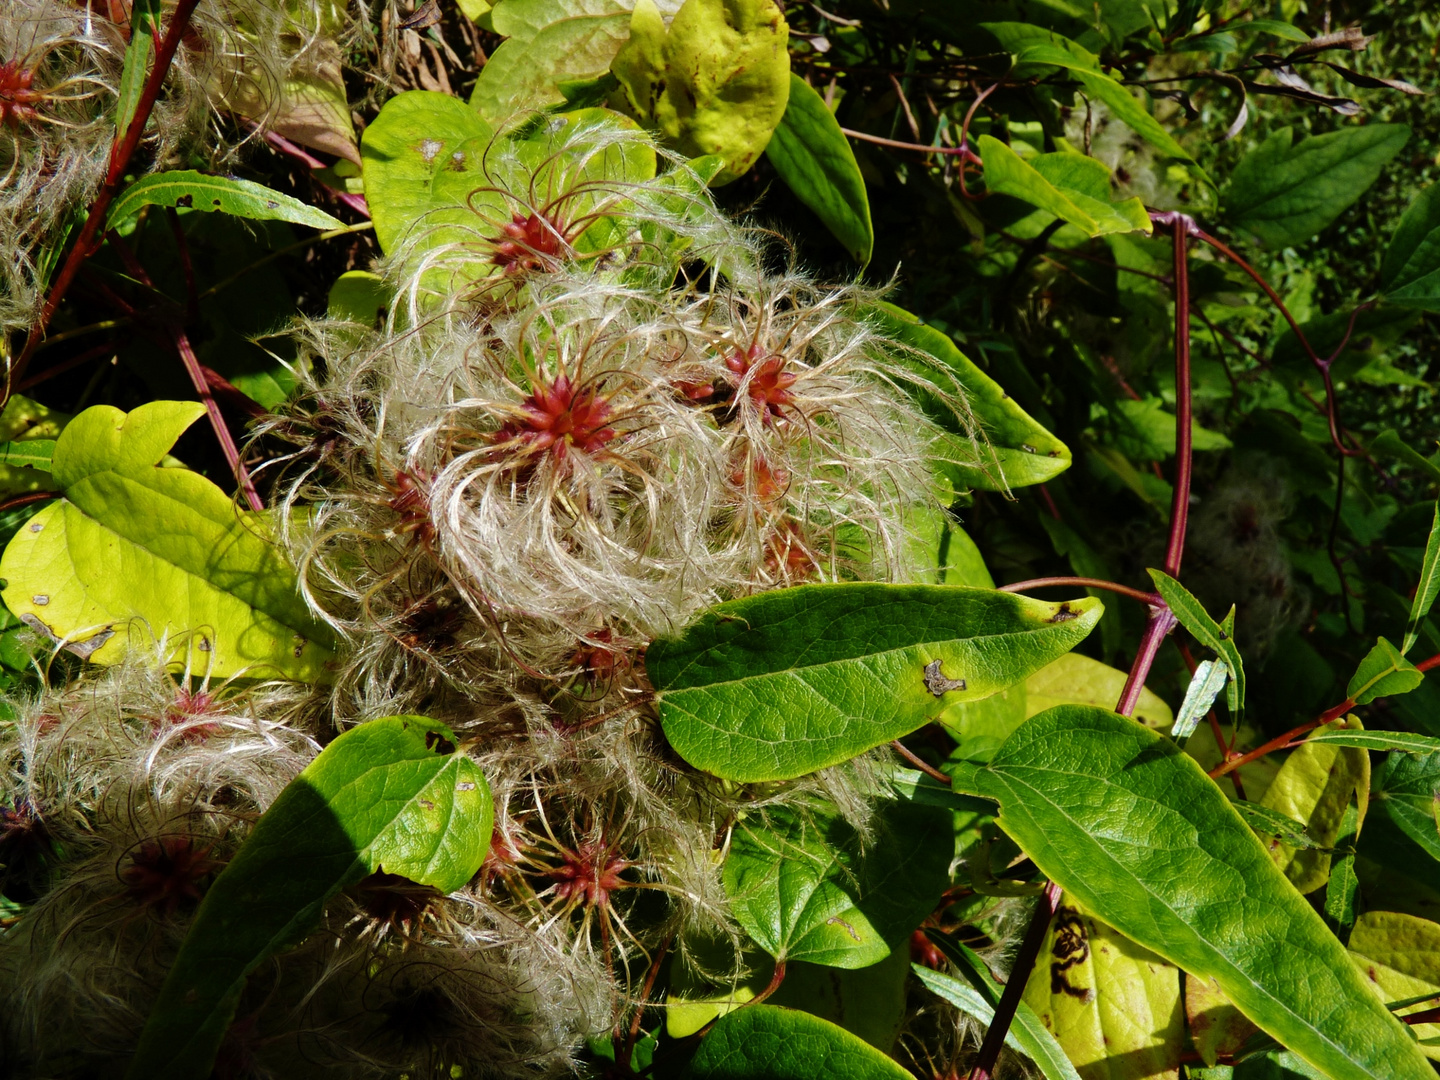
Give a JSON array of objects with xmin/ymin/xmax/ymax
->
[
  {"xmin": 1324, "ymin": 799, "xmax": 1361, "ymax": 943},
  {"xmin": 961, "ymin": 705, "xmax": 1434, "ymax": 1080},
  {"xmin": 1173, "ymin": 658, "xmax": 1228, "ymax": 741},
  {"xmin": 765, "ymin": 73, "xmax": 873, "ymax": 264},
  {"xmin": 918, "ymin": 933, "xmax": 1083, "ymax": 1080},
  {"xmin": 1347, "ymin": 637, "xmax": 1423, "ymax": 705},
  {"xmin": 1150, "ymin": 569, "xmax": 1245, "ymax": 714},
  {"xmin": 649, "ymin": 583, "xmax": 1101, "ymax": 782},
  {"xmin": 107, "ymin": 170, "xmax": 345, "ymax": 232},
  {"xmin": 1232, "ymin": 801, "xmax": 1335, "ymax": 852},
  {"xmin": 1306, "ymin": 730, "xmax": 1440, "ymax": 754},
  {"xmin": 0, "ymin": 402, "xmax": 337, "ymax": 679},
  {"xmin": 0, "ymin": 440, "xmax": 54, "ymax": 472},
  {"xmin": 686, "ymin": 1004, "xmax": 912, "ymax": 1080},
  {"xmin": 125, "ymin": 716, "xmax": 494, "ymax": 1080},
  {"xmin": 115, "ymin": 0, "xmax": 161, "ymax": 143},
  {"xmin": 1404, "ymin": 503, "xmax": 1440, "ymax": 654}
]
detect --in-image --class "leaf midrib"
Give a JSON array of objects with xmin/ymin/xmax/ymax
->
[
  {"xmin": 987, "ymin": 764, "xmax": 1380, "ymax": 1075},
  {"xmin": 660, "ymin": 626, "xmax": 1058, "ymax": 694}
]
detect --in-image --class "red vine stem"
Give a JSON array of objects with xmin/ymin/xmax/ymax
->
[
  {"xmin": 6, "ymin": 0, "xmax": 202, "ymax": 401},
  {"xmin": 107, "ymin": 233, "xmax": 264, "ymax": 512},
  {"xmin": 1192, "ymin": 228, "xmax": 1365, "ymax": 458},
  {"xmin": 965, "ymin": 882, "xmax": 1062, "ymax": 1080},
  {"xmin": 1115, "ymin": 213, "xmax": 1194, "ymax": 720},
  {"xmin": 999, "ymin": 576, "xmax": 1157, "ymax": 605},
  {"xmin": 840, "ymin": 127, "xmax": 977, "ymax": 158},
  {"xmin": 1210, "ymin": 651, "xmax": 1440, "ymax": 779}
]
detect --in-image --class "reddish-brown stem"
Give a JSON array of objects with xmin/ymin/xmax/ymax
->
[
  {"xmin": 6, "ymin": 0, "xmax": 202, "ymax": 399},
  {"xmin": 1164, "ymin": 217, "xmax": 1192, "ymax": 576},
  {"xmin": 15, "ymin": 341, "xmax": 113, "ymax": 392},
  {"xmin": 1209, "ymin": 697, "xmax": 1358, "ymax": 780},
  {"xmin": 166, "ymin": 207, "xmax": 200, "ymax": 325},
  {"xmin": 1401, "ymin": 1005, "xmax": 1440, "ymax": 1025},
  {"xmin": 956, "ymin": 83, "xmax": 1000, "ymax": 201},
  {"xmin": 892, "ymin": 740, "xmax": 953, "ymax": 785},
  {"xmin": 750, "ymin": 960, "xmax": 787, "ymax": 1006},
  {"xmin": 0, "ymin": 491, "xmax": 60, "ymax": 515},
  {"xmin": 621, "ymin": 932, "xmax": 672, "ymax": 1067},
  {"xmin": 1218, "ymin": 648, "xmax": 1440, "ymax": 775},
  {"xmin": 966, "ymin": 881, "xmax": 1062, "ymax": 1080},
  {"xmin": 840, "ymin": 127, "xmax": 976, "ymax": 157},
  {"xmin": 999, "ymin": 577, "xmax": 1157, "ymax": 606},
  {"xmin": 1115, "ymin": 213, "xmax": 1195, "ymax": 719},
  {"xmin": 107, "ymin": 233, "xmax": 264, "ymax": 512},
  {"xmin": 1193, "ymin": 228, "xmax": 1363, "ymax": 458}
]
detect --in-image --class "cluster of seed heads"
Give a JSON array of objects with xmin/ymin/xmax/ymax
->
[{"xmin": 0, "ymin": 90, "xmax": 991, "ymax": 1075}]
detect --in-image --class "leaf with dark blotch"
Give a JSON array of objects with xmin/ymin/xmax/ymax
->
[
  {"xmin": 650, "ymin": 583, "xmax": 1101, "ymax": 782},
  {"xmin": 961, "ymin": 705, "xmax": 1434, "ymax": 1080},
  {"xmin": 125, "ymin": 716, "xmax": 494, "ymax": 1080},
  {"xmin": 1315, "ymin": 62, "xmax": 1425, "ymax": 94}
]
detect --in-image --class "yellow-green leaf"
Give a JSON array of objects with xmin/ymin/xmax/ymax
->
[
  {"xmin": 1021, "ymin": 898, "xmax": 1184, "ymax": 1080},
  {"xmin": 1349, "ymin": 910, "xmax": 1440, "ymax": 1060},
  {"xmin": 1259, "ymin": 717, "xmax": 1370, "ymax": 894},
  {"xmin": 609, "ymin": 0, "xmax": 789, "ymax": 184},
  {"xmin": 0, "ymin": 403, "xmax": 336, "ymax": 679},
  {"xmin": 1023, "ymin": 652, "xmax": 1173, "ymax": 731}
]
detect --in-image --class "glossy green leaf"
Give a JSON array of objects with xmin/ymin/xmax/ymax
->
[
  {"xmin": 723, "ymin": 798, "xmax": 950, "ymax": 968},
  {"xmin": 471, "ymin": 0, "xmax": 631, "ymax": 120},
  {"xmin": 961, "ymin": 705, "xmax": 1434, "ymax": 1080},
  {"xmin": 0, "ymin": 403, "xmax": 336, "ymax": 679},
  {"xmin": 1405, "ymin": 504, "xmax": 1440, "ymax": 654},
  {"xmin": 609, "ymin": 0, "xmax": 790, "ymax": 184},
  {"xmin": 1224, "ymin": 125, "xmax": 1411, "ymax": 249},
  {"xmin": 1259, "ymin": 717, "xmax": 1369, "ymax": 894},
  {"xmin": 115, "ymin": 0, "xmax": 161, "ymax": 143},
  {"xmin": 125, "ymin": 715, "xmax": 494, "ymax": 1080},
  {"xmin": 650, "ymin": 583, "xmax": 1101, "ymax": 782},
  {"xmin": 982, "ymin": 26, "xmax": 1198, "ymax": 173},
  {"xmin": 107, "ymin": 170, "xmax": 344, "ymax": 232},
  {"xmin": 1369, "ymin": 751, "xmax": 1440, "ymax": 863},
  {"xmin": 868, "ymin": 302, "xmax": 1071, "ymax": 492},
  {"xmin": 765, "ymin": 74, "xmax": 872, "ymax": 264},
  {"xmin": 685, "ymin": 1004, "xmax": 911, "ymax": 1080},
  {"xmin": 1381, "ymin": 183, "xmax": 1440, "ymax": 312},
  {"xmin": 1021, "ymin": 899, "xmax": 1185, "ymax": 1080},
  {"xmin": 978, "ymin": 136, "xmax": 1099, "ymax": 236},
  {"xmin": 1149, "ymin": 570, "xmax": 1245, "ymax": 714},
  {"xmin": 1348, "ymin": 637, "xmax": 1424, "ymax": 705}
]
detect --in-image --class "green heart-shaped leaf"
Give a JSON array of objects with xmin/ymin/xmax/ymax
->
[
  {"xmin": 125, "ymin": 715, "xmax": 494, "ymax": 1080},
  {"xmin": 0, "ymin": 402, "xmax": 336, "ymax": 679}
]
